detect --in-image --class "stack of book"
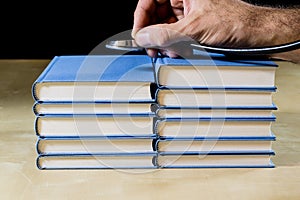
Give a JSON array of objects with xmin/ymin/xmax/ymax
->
[
  {"xmin": 32, "ymin": 55, "xmax": 158, "ymax": 169},
  {"xmin": 32, "ymin": 53, "xmax": 278, "ymax": 169},
  {"xmin": 152, "ymin": 55, "xmax": 278, "ymax": 168}
]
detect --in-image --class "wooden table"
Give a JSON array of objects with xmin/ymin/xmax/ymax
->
[{"xmin": 0, "ymin": 59, "xmax": 299, "ymax": 199}]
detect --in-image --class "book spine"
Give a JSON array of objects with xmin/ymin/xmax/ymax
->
[
  {"xmin": 152, "ymin": 154, "xmax": 160, "ymax": 168},
  {"xmin": 31, "ymin": 56, "xmax": 60, "ymax": 102},
  {"xmin": 34, "ymin": 117, "xmax": 40, "ymax": 137},
  {"xmin": 36, "ymin": 138, "xmax": 43, "ymax": 155},
  {"xmin": 32, "ymin": 102, "xmax": 39, "ymax": 116}
]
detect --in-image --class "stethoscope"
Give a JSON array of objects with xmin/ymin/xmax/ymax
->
[{"xmin": 106, "ymin": 39, "xmax": 300, "ymax": 56}]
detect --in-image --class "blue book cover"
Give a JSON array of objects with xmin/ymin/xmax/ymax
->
[
  {"xmin": 155, "ymin": 87, "xmax": 277, "ymax": 109},
  {"xmin": 155, "ymin": 133, "xmax": 277, "ymax": 141},
  {"xmin": 32, "ymin": 101, "xmax": 158, "ymax": 117},
  {"xmin": 155, "ymin": 152, "xmax": 275, "ymax": 168},
  {"xmin": 32, "ymin": 55, "xmax": 157, "ymax": 103},
  {"xmin": 36, "ymin": 153, "xmax": 158, "ymax": 170},
  {"xmin": 154, "ymin": 135, "xmax": 276, "ymax": 154},
  {"xmin": 154, "ymin": 117, "xmax": 276, "ymax": 140},
  {"xmin": 154, "ymin": 55, "xmax": 278, "ymax": 89},
  {"xmin": 36, "ymin": 137, "xmax": 157, "ymax": 156},
  {"xmin": 34, "ymin": 115, "xmax": 159, "ymax": 138},
  {"xmin": 156, "ymin": 103, "xmax": 278, "ymax": 110},
  {"xmin": 155, "ymin": 104, "xmax": 278, "ymax": 120}
]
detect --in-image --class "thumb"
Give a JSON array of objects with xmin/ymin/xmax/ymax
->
[{"xmin": 134, "ymin": 22, "xmax": 192, "ymax": 48}]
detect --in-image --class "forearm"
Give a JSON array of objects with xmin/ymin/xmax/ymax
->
[
  {"xmin": 257, "ymin": 7, "xmax": 300, "ymax": 45},
  {"xmin": 244, "ymin": 4, "xmax": 300, "ymax": 62},
  {"xmin": 183, "ymin": 1, "xmax": 300, "ymax": 47}
]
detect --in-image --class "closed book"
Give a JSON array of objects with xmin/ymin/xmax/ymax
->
[
  {"xmin": 155, "ymin": 118, "xmax": 275, "ymax": 139},
  {"xmin": 35, "ymin": 115, "xmax": 158, "ymax": 138},
  {"xmin": 155, "ymin": 88, "xmax": 276, "ymax": 108},
  {"xmin": 155, "ymin": 153, "xmax": 275, "ymax": 168},
  {"xmin": 154, "ymin": 137, "xmax": 275, "ymax": 154},
  {"xmin": 37, "ymin": 137, "xmax": 156, "ymax": 155},
  {"xmin": 33, "ymin": 102, "xmax": 157, "ymax": 116},
  {"xmin": 154, "ymin": 56, "xmax": 278, "ymax": 89},
  {"xmin": 37, "ymin": 153, "xmax": 158, "ymax": 170},
  {"xmin": 156, "ymin": 106, "xmax": 277, "ymax": 120},
  {"xmin": 32, "ymin": 55, "xmax": 157, "ymax": 103}
]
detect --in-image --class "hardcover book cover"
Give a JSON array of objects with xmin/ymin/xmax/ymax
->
[
  {"xmin": 154, "ymin": 136, "xmax": 276, "ymax": 154},
  {"xmin": 154, "ymin": 117, "xmax": 276, "ymax": 139},
  {"xmin": 37, "ymin": 153, "xmax": 158, "ymax": 170},
  {"xmin": 154, "ymin": 56, "xmax": 278, "ymax": 89},
  {"xmin": 155, "ymin": 152, "xmax": 275, "ymax": 168},
  {"xmin": 35, "ymin": 115, "xmax": 158, "ymax": 138},
  {"xmin": 32, "ymin": 55, "xmax": 157, "ymax": 103}
]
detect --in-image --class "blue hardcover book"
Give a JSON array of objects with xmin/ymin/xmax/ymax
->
[
  {"xmin": 36, "ymin": 152, "xmax": 158, "ymax": 170},
  {"xmin": 155, "ymin": 87, "xmax": 277, "ymax": 109},
  {"xmin": 155, "ymin": 152, "xmax": 275, "ymax": 168},
  {"xmin": 154, "ymin": 118, "xmax": 276, "ymax": 139},
  {"xmin": 32, "ymin": 101, "xmax": 158, "ymax": 117},
  {"xmin": 154, "ymin": 136, "xmax": 276, "ymax": 154},
  {"xmin": 154, "ymin": 55, "xmax": 278, "ymax": 89},
  {"xmin": 32, "ymin": 55, "xmax": 157, "ymax": 103},
  {"xmin": 36, "ymin": 137, "xmax": 157, "ymax": 155},
  {"xmin": 155, "ymin": 106, "xmax": 277, "ymax": 120},
  {"xmin": 35, "ymin": 115, "xmax": 158, "ymax": 138}
]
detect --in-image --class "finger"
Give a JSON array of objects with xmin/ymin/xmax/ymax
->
[
  {"xmin": 172, "ymin": 7, "xmax": 184, "ymax": 20},
  {"xmin": 135, "ymin": 22, "xmax": 192, "ymax": 48},
  {"xmin": 170, "ymin": 0, "xmax": 183, "ymax": 8},
  {"xmin": 146, "ymin": 48, "xmax": 159, "ymax": 58},
  {"xmin": 170, "ymin": 0, "xmax": 184, "ymax": 20},
  {"xmin": 132, "ymin": 0, "xmax": 157, "ymax": 38},
  {"xmin": 163, "ymin": 43, "xmax": 194, "ymax": 58},
  {"xmin": 135, "ymin": 20, "xmax": 195, "ymax": 58},
  {"xmin": 132, "ymin": 0, "xmax": 172, "ymax": 38},
  {"xmin": 159, "ymin": 49, "xmax": 179, "ymax": 58}
]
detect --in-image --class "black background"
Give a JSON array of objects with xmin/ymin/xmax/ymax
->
[
  {"xmin": 0, "ymin": 1, "xmax": 138, "ymax": 59},
  {"xmin": 0, "ymin": 1, "xmax": 298, "ymax": 59}
]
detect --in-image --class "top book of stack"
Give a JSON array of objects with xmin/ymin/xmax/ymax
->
[
  {"xmin": 32, "ymin": 55, "xmax": 157, "ymax": 103},
  {"xmin": 154, "ymin": 56, "xmax": 278, "ymax": 90}
]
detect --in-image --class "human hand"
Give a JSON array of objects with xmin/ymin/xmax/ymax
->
[
  {"xmin": 132, "ymin": 0, "xmax": 185, "ymax": 57},
  {"xmin": 132, "ymin": 0, "xmax": 300, "ymax": 63}
]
